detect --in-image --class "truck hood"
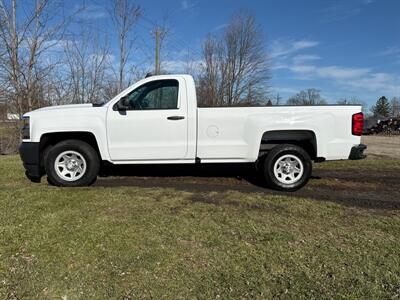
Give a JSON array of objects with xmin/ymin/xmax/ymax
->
[
  {"xmin": 24, "ymin": 103, "xmax": 107, "ymax": 135},
  {"xmin": 34, "ymin": 103, "xmax": 94, "ymax": 112},
  {"xmin": 24, "ymin": 103, "xmax": 105, "ymax": 118}
]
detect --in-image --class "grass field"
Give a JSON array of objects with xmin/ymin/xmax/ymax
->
[{"xmin": 1, "ymin": 155, "xmax": 400, "ymax": 299}]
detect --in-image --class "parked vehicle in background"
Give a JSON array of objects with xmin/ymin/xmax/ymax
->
[{"xmin": 19, "ymin": 75, "xmax": 366, "ymax": 191}]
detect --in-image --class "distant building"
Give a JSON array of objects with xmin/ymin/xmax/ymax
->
[
  {"xmin": 7, "ymin": 113, "xmax": 19, "ymax": 120},
  {"xmin": 0, "ymin": 101, "xmax": 19, "ymax": 121}
]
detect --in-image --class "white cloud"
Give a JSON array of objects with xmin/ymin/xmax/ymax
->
[
  {"xmin": 212, "ymin": 24, "xmax": 228, "ymax": 32},
  {"xmin": 290, "ymin": 65, "xmax": 317, "ymax": 74},
  {"xmin": 270, "ymin": 39, "xmax": 320, "ymax": 72},
  {"xmin": 270, "ymin": 39, "xmax": 319, "ymax": 59},
  {"xmin": 379, "ymin": 46, "xmax": 400, "ymax": 65},
  {"xmin": 271, "ymin": 87, "xmax": 299, "ymax": 94},
  {"xmin": 316, "ymin": 66, "xmax": 371, "ymax": 80},
  {"xmin": 319, "ymin": 0, "xmax": 373, "ymax": 23},
  {"xmin": 292, "ymin": 40, "xmax": 319, "ymax": 50},
  {"xmin": 271, "ymin": 37, "xmax": 399, "ymax": 95},
  {"xmin": 292, "ymin": 54, "xmax": 321, "ymax": 65},
  {"xmin": 380, "ymin": 46, "xmax": 400, "ymax": 59},
  {"xmin": 270, "ymin": 63, "xmax": 289, "ymax": 70},
  {"xmin": 180, "ymin": 0, "xmax": 196, "ymax": 10},
  {"xmin": 75, "ymin": 4, "xmax": 107, "ymax": 20},
  {"xmin": 344, "ymin": 73, "xmax": 400, "ymax": 94},
  {"xmin": 288, "ymin": 63, "xmax": 398, "ymax": 93},
  {"xmin": 163, "ymin": 59, "xmax": 203, "ymax": 73}
]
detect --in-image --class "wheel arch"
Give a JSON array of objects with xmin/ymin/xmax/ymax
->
[
  {"xmin": 39, "ymin": 131, "xmax": 103, "ymax": 171},
  {"xmin": 259, "ymin": 130, "xmax": 318, "ymax": 160}
]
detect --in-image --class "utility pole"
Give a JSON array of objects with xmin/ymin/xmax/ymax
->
[
  {"xmin": 276, "ymin": 93, "xmax": 282, "ymax": 105},
  {"xmin": 152, "ymin": 26, "xmax": 167, "ymax": 75}
]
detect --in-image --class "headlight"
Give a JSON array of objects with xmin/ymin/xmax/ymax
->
[{"xmin": 21, "ymin": 116, "xmax": 30, "ymax": 140}]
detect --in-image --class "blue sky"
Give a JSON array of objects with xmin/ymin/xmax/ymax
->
[{"xmin": 65, "ymin": 0, "xmax": 399, "ymax": 106}]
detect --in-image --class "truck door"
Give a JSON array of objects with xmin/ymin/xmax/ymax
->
[{"xmin": 106, "ymin": 78, "xmax": 188, "ymax": 161}]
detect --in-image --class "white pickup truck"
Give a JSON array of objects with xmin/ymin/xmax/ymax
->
[{"xmin": 19, "ymin": 74, "xmax": 366, "ymax": 191}]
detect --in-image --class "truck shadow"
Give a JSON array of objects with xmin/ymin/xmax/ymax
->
[
  {"xmin": 99, "ymin": 163, "xmax": 266, "ymax": 187},
  {"xmin": 94, "ymin": 164, "xmax": 400, "ymax": 210}
]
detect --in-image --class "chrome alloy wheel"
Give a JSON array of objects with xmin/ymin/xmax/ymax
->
[
  {"xmin": 54, "ymin": 150, "xmax": 87, "ymax": 182},
  {"xmin": 273, "ymin": 154, "xmax": 304, "ymax": 185}
]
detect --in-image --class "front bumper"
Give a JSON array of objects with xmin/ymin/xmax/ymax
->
[
  {"xmin": 19, "ymin": 142, "xmax": 42, "ymax": 182},
  {"xmin": 349, "ymin": 144, "xmax": 367, "ymax": 160}
]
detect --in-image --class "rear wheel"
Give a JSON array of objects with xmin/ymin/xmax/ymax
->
[
  {"xmin": 262, "ymin": 144, "xmax": 312, "ymax": 191},
  {"xmin": 45, "ymin": 140, "xmax": 99, "ymax": 187}
]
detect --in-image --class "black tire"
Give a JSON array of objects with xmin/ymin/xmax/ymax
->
[
  {"xmin": 40, "ymin": 145, "xmax": 52, "ymax": 175},
  {"xmin": 262, "ymin": 144, "xmax": 312, "ymax": 192},
  {"xmin": 45, "ymin": 139, "xmax": 100, "ymax": 187}
]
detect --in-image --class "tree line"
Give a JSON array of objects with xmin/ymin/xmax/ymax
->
[
  {"xmin": 0, "ymin": 0, "xmax": 273, "ymax": 117},
  {"xmin": 0, "ymin": 0, "xmax": 398, "ymax": 118}
]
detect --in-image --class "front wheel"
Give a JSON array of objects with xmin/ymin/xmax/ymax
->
[
  {"xmin": 262, "ymin": 144, "xmax": 312, "ymax": 192},
  {"xmin": 46, "ymin": 140, "xmax": 100, "ymax": 187}
]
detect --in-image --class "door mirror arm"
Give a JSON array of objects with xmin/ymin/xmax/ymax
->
[{"xmin": 114, "ymin": 96, "xmax": 130, "ymax": 111}]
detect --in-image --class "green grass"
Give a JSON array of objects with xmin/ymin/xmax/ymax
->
[{"xmin": 1, "ymin": 155, "xmax": 400, "ymax": 299}]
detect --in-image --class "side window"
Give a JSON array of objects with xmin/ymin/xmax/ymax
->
[{"xmin": 124, "ymin": 79, "xmax": 179, "ymax": 110}]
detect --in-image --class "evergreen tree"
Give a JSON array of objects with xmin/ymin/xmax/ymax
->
[{"xmin": 371, "ymin": 96, "xmax": 390, "ymax": 117}]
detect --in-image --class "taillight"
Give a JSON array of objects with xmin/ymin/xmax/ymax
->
[{"xmin": 352, "ymin": 112, "xmax": 364, "ymax": 136}]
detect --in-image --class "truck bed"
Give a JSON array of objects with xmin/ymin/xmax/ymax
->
[{"xmin": 196, "ymin": 105, "xmax": 362, "ymax": 162}]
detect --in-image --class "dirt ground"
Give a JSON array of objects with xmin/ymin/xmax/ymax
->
[
  {"xmin": 95, "ymin": 136, "xmax": 400, "ymax": 210},
  {"xmin": 95, "ymin": 166, "xmax": 400, "ymax": 210},
  {"xmin": 362, "ymin": 135, "xmax": 400, "ymax": 159}
]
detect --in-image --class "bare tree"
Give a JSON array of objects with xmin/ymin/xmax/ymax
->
[
  {"xmin": 390, "ymin": 97, "xmax": 400, "ymax": 117},
  {"xmin": 197, "ymin": 36, "xmax": 221, "ymax": 106},
  {"xmin": 337, "ymin": 97, "xmax": 368, "ymax": 114},
  {"xmin": 198, "ymin": 11, "xmax": 270, "ymax": 107},
  {"xmin": 182, "ymin": 48, "xmax": 199, "ymax": 76},
  {"xmin": 110, "ymin": 0, "xmax": 141, "ymax": 92},
  {"xmin": 287, "ymin": 89, "xmax": 327, "ymax": 105},
  {"xmin": 0, "ymin": 0, "xmax": 73, "ymax": 116},
  {"xmin": 266, "ymin": 93, "xmax": 282, "ymax": 106},
  {"xmin": 61, "ymin": 30, "xmax": 110, "ymax": 104}
]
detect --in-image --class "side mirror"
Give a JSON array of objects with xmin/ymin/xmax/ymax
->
[{"xmin": 116, "ymin": 96, "xmax": 130, "ymax": 111}]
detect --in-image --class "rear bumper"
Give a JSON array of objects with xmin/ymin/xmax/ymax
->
[
  {"xmin": 19, "ymin": 142, "xmax": 42, "ymax": 181},
  {"xmin": 349, "ymin": 144, "xmax": 367, "ymax": 160}
]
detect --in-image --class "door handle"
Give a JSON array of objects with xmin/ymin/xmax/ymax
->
[{"xmin": 167, "ymin": 116, "xmax": 185, "ymax": 120}]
